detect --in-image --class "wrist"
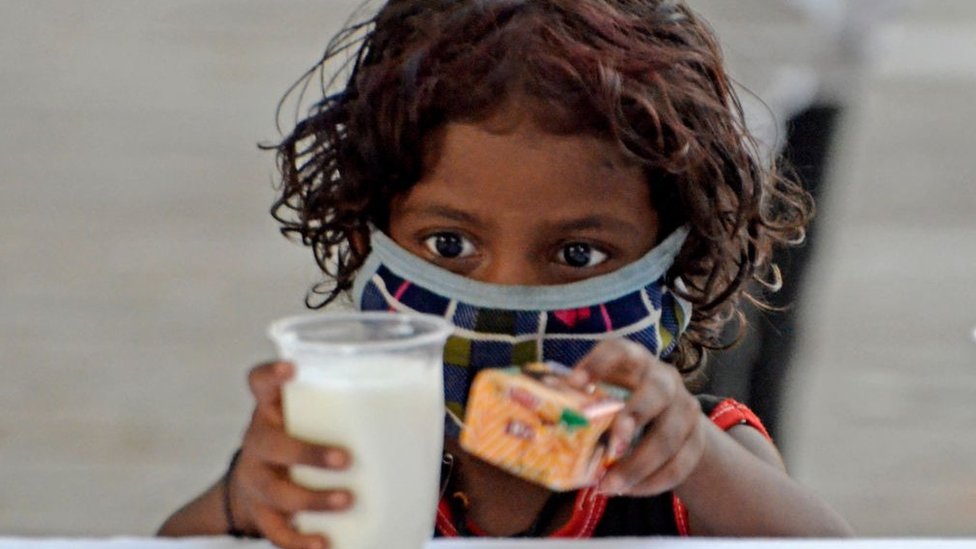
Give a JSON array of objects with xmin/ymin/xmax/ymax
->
[
  {"xmin": 673, "ymin": 416, "xmax": 716, "ymax": 496},
  {"xmin": 223, "ymin": 449, "xmax": 257, "ymax": 538}
]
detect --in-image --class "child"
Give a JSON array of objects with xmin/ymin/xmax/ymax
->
[{"xmin": 159, "ymin": 1, "xmax": 852, "ymax": 547}]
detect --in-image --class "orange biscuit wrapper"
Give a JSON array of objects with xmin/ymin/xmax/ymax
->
[{"xmin": 459, "ymin": 362, "xmax": 627, "ymax": 491}]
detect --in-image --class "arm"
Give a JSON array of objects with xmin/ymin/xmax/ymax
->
[
  {"xmin": 157, "ymin": 362, "xmax": 354, "ymax": 549},
  {"xmin": 678, "ymin": 422, "xmax": 853, "ymax": 536},
  {"xmin": 569, "ymin": 340, "xmax": 852, "ymax": 537},
  {"xmin": 157, "ymin": 478, "xmax": 229, "ymax": 536}
]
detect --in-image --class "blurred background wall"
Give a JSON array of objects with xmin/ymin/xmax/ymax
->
[{"xmin": 1, "ymin": 0, "xmax": 975, "ymax": 537}]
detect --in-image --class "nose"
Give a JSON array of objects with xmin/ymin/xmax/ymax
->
[{"xmin": 472, "ymin": 249, "xmax": 546, "ymax": 286}]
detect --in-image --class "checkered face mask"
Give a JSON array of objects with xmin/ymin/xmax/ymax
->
[{"xmin": 352, "ymin": 227, "xmax": 692, "ymax": 437}]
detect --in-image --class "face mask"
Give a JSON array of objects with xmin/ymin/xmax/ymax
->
[{"xmin": 352, "ymin": 227, "xmax": 692, "ymax": 436}]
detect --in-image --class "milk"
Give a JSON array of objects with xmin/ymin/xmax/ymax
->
[{"xmin": 282, "ymin": 353, "xmax": 444, "ymax": 549}]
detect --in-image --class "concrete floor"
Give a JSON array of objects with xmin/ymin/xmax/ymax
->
[{"xmin": 1, "ymin": 0, "xmax": 975, "ymax": 538}]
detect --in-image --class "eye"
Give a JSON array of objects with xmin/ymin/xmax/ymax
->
[
  {"xmin": 423, "ymin": 232, "xmax": 475, "ymax": 259},
  {"xmin": 558, "ymin": 243, "xmax": 608, "ymax": 268}
]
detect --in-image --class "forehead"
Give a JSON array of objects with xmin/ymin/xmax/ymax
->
[{"xmin": 405, "ymin": 115, "xmax": 654, "ymax": 225}]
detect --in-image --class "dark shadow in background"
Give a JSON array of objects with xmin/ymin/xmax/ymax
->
[{"xmin": 706, "ymin": 103, "xmax": 843, "ymax": 448}]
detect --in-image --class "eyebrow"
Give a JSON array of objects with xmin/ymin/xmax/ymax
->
[
  {"xmin": 398, "ymin": 204, "xmax": 484, "ymax": 226},
  {"xmin": 551, "ymin": 215, "xmax": 641, "ymax": 235},
  {"xmin": 398, "ymin": 204, "xmax": 639, "ymax": 235}
]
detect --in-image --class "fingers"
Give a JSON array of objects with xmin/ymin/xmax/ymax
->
[
  {"xmin": 569, "ymin": 339, "xmax": 652, "ymax": 389},
  {"xmin": 621, "ymin": 416, "xmax": 706, "ymax": 496},
  {"xmin": 252, "ymin": 504, "xmax": 329, "ymax": 549},
  {"xmin": 246, "ymin": 361, "xmax": 351, "ymax": 468},
  {"xmin": 249, "ymin": 361, "xmax": 295, "ymax": 426},
  {"xmin": 238, "ymin": 458, "xmax": 354, "ymax": 514},
  {"xmin": 236, "ymin": 423, "xmax": 353, "ymax": 548},
  {"xmin": 247, "ymin": 413, "xmax": 351, "ymax": 469},
  {"xmin": 238, "ymin": 361, "xmax": 354, "ymax": 547},
  {"xmin": 571, "ymin": 340, "xmax": 681, "ymax": 447},
  {"xmin": 571, "ymin": 340, "xmax": 706, "ymax": 496},
  {"xmin": 610, "ymin": 362, "xmax": 679, "ymax": 446},
  {"xmin": 600, "ymin": 394, "xmax": 704, "ymax": 495}
]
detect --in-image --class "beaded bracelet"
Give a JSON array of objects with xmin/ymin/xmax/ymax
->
[{"xmin": 223, "ymin": 449, "xmax": 248, "ymax": 538}]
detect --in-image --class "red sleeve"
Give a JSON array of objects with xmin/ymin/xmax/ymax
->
[{"xmin": 705, "ymin": 398, "xmax": 772, "ymax": 441}]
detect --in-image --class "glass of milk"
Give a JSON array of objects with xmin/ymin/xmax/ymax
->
[{"xmin": 268, "ymin": 312, "xmax": 453, "ymax": 549}]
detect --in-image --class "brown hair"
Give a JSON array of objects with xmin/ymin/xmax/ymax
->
[{"xmin": 268, "ymin": 0, "xmax": 812, "ymax": 379}]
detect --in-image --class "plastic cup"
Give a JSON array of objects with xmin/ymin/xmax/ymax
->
[{"xmin": 268, "ymin": 312, "xmax": 453, "ymax": 549}]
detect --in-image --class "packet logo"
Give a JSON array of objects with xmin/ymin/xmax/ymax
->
[{"xmin": 505, "ymin": 419, "xmax": 536, "ymax": 441}]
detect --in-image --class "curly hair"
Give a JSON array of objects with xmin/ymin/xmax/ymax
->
[{"xmin": 268, "ymin": 0, "xmax": 812, "ymax": 379}]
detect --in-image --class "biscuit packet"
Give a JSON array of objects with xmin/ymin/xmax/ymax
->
[{"xmin": 458, "ymin": 361, "xmax": 628, "ymax": 491}]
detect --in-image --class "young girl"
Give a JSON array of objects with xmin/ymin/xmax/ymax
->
[{"xmin": 160, "ymin": 1, "xmax": 852, "ymax": 547}]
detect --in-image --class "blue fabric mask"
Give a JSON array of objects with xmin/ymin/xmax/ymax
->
[{"xmin": 353, "ymin": 227, "xmax": 692, "ymax": 437}]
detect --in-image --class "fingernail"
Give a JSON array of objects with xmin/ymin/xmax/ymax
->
[
  {"xmin": 615, "ymin": 414, "xmax": 636, "ymax": 440},
  {"xmin": 324, "ymin": 450, "xmax": 348, "ymax": 468},
  {"xmin": 327, "ymin": 491, "xmax": 351, "ymax": 508},
  {"xmin": 608, "ymin": 437, "xmax": 629, "ymax": 461},
  {"xmin": 306, "ymin": 538, "xmax": 326, "ymax": 549}
]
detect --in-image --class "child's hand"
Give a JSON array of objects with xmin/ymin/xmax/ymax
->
[
  {"xmin": 567, "ymin": 340, "xmax": 707, "ymax": 497},
  {"xmin": 231, "ymin": 361, "xmax": 353, "ymax": 549}
]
